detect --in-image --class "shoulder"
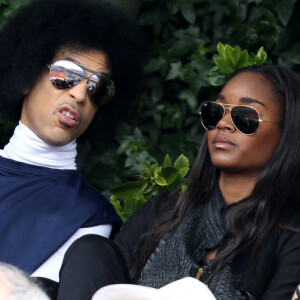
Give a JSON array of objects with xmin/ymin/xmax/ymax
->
[
  {"xmin": 283, "ymin": 206, "xmax": 300, "ymax": 228},
  {"xmin": 114, "ymin": 192, "xmax": 177, "ymax": 267},
  {"xmin": 276, "ymin": 208, "xmax": 300, "ymax": 253},
  {"xmin": 137, "ymin": 191, "xmax": 178, "ymax": 221}
]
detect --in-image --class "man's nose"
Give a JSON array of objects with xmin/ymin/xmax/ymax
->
[{"xmin": 69, "ymin": 80, "xmax": 88, "ymax": 103}]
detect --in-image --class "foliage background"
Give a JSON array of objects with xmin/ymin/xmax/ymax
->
[{"xmin": 0, "ymin": 0, "xmax": 300, "ymax": 200}]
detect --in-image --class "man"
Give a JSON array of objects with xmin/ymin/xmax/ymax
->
[
  {"xmin": 0, "ymin": 263, "xmax": 50, "ymax": 300},
  {"xmin": 0, "ymin": 0, "xmax": 143, "ymax": 290}
]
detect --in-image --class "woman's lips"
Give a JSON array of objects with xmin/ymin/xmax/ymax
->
[{"xmin": 213, "ymin": 135, "xmax": 236, "ymax": 149}]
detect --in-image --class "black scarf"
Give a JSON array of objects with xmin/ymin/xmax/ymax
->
[{"xmin": 138, "ymin": 187, "xmax": 245, "ymax": 300}]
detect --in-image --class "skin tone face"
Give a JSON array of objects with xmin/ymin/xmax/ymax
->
[
  {"xmin": 206, "ymin": 72, "xmax": 282, "ymax": 204},
  {"xmin": 21, "ymin": 49, "xmax": 110, "ymax": 146},
  {"xmin": 0, "ymin": 275, "xmax": 11, "ymax": 299}
]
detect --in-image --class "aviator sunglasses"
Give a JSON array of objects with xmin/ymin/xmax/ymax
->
[
  {"xmin": 48, "ymin": 59, "xmax": 115, "ymax": 106},
  {"xmin": 199, "ymin": 101, "xmax": 278, "ymax": 135}
]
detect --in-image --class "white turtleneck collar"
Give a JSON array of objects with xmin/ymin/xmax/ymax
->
[{"xmin": 0, "ymin": 121, "xmax": 77, "ymax": 170}]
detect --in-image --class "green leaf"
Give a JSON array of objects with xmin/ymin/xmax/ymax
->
[
  {"xmin": 280, "ymin": 44, "xmax": 300, "ymax": 64},
  {"xmin": 206, "ymin": 72, "xmax": 227, "ymax": 86},
  {"xmin": 178, "ymin": 167, "xmax": 189, "ymax": 178},
  {"xmin": 154, "ymin": 176, "xmax": 168, "ymax": 186},
  {"xmin": 214, "ymin": 58, "xmax": 234, "ymax": 74},
  {"xmin": 166, "ymin": 61, "xmax": 183, "ymax": 80},
  {"xmin": 160, "ymin": 167, "xmax": 179, "ymax": 185},
  {"xmin": 230, "ymin": 46, "xmax": 242, "ymax": 67},
  {"xmin": 208, "ymin": 43, "xmax": 268, "ymax": 83},
  {"xmin": 224, "ymin": 44, "xmax": 234, "ymax": 64},
  {"xmin": 110, "ymin": 195, "xmax": 126, "ymax": 222},
  {"xmin": 163, "ymin": 154, "xmax": 172, "ymax": 167},
  {"xmin": 140, "ymin": 161, "xmax": 151, "ymax": 170},
  {"xmin": 144, "ymin": 57, "xmax": 167, "ymax": 74},
  {"xmin": 180, "ymin": 3, "xmax": 196, "ymax": 24},
  {"xmin": 150, "ymin": 162, "xmax": 159, "ymax": 173},
  {"xmin": 178, "ymin": 89, "xmax": 198, "ymax": 112},
  {"xmin": 181, "ymin": 184, "xmax": 188, "ymax": 193},
  {"xmin": 174, "ymin": 154, "xmax": 189, "ymax": 169},
  {"xmin": 151, "ymin": 86, "xmax": 163, "ymax": 103},
  {"xmin": 236, "ymin": 51, "xmax": 248, "ymax": 68},
  {"xmin": 273, "ymin": 0, "xmax": 296, "ymax": 26},
  {"xmin": 217, "ymin": 42, "xmax": 226, "ymax": 58},
  {"xmin": 111, "ymin": 182, "xmax": 147, "ymax": 201},
  {"xmin": 110, "ymin": 195, "xmax": 122, "ymax": 212},
  {"xmin": 123, "ymin": 197, "xmax": 142, "ymax": 220},
  {"xmin": 254, "ymin": 47, "xmax": 267, "ymax": 66},
  {"xmin": 169, "ymin": 39, "xmax": 198, "ymax": 57},
  {"xmin": 246, "ymin": 55, "xmax": 255, "ymax": 66}
]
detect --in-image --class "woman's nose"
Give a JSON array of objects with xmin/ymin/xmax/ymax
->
[{"xmin": 216, "ymin": 108, "xmax": 236, "ymax": 132}]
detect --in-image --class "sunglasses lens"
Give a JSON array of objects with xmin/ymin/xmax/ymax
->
[
  {"xmin": 50, "ymin": 60, "xmax": 84, "ymax": 89},
  {"xmin": 231, "ymin": 106, "xmax": 259, "ymax": 134},
  {"xmin": 89, "ymin": 75, "xmax": 115, "ymax": 106},
  {"xmin": 49, "ymin": 60, "xmax": 115, "ymax": 106},
  {"xmin": 200, "ymin": 102, "xmax": 224, "ymax": 130}
]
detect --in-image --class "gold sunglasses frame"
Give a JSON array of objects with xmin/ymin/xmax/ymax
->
[{"xmin": 199, "ymin": 102, "xmax": 277, "ymax": 135}]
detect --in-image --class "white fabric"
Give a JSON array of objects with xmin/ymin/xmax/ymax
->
[
  {"xmin": 92, "ymin": 277, "xmax": 217, "ymax": 300},
  {"xmin": 0, "ymin": 122, "xmax": 112, "ymax": 281},
  {"xmin": 0, "ymin": 121, "xmax": 77, "ymax": 170},
  {"xmin": 31, "ymin": 225, "xmax": 112, "ymax": 282}
]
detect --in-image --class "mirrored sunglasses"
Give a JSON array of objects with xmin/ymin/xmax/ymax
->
[
  {"xmin": 48, "ymin": 59, "xmax": 115, "ymax": 106},
  {"xmin": 199, "ymin": 101, "xmax": 277, "ymax": 135}
]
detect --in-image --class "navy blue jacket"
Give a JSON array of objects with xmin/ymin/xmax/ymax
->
[{"xmin": 0, "ymin": 156, "xmax": 121, "ymax": 273}]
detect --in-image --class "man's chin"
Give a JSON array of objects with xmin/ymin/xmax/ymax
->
[{"xmin": 42, "ymin": 134, "xmax": 76, "ymax": 147}]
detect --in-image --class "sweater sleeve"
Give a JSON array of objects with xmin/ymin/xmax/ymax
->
[
  {"xmin": 262, "ymin": 228, "xmax": 300, "ymax": 299},
  {"xmin": 114, "ymin": 192, "xmax": 172, "ymax": 269}
]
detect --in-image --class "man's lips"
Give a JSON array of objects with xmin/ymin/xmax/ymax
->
[
  {"xmin": 58, "ymin": 105, "xmax": 80, "ymax": 127},
  {"xmin": 213, "ymin": 135, "xmax": 236, "ymax": 148}
]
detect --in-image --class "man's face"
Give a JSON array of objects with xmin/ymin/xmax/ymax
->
[{"xmin": 21, "ymin": 49, "xmax": 110, "ymax": 146}]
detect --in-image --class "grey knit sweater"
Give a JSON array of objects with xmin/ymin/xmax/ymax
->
[{"xmin": 138, "ymin": 188, "xmax": 246, "ymax": 300}]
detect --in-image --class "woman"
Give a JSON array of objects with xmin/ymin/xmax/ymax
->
[{"xmin": 60, "ymin": 65, "xmax": 300, "ymax": 300}]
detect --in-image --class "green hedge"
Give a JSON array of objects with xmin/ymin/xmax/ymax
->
[
  {"xmin": 94, "ymin": 0, "xmax": 299, "ymax": 198},
  {"xmin": 1, "ymin": 0, "xmax": 299, "ymax": 205}
]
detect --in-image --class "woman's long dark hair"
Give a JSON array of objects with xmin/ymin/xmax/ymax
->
[{"xmin": 131, "ymin": 65, "xmax": 300, "ymax": 279}]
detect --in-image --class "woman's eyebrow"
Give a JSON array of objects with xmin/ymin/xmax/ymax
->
[
  {"xmin": 240, "ymin": 97, "xmax": 266, "ymax": 107},
  {"xmin": 217, "ymin": 94, "xmax": 225, "ymax": 101},
  {"xmin": 217, "ymin": 94, "xmax": 265, "ymax": 107}
]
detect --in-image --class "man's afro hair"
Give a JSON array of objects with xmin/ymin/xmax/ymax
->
[{"xmin": 0, "ymin": 0, "xmax": 145, "ymax": 141}]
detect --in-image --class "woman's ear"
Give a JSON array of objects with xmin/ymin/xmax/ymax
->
[{"xmin": 22, "ymin": 88, "xmax": 29, "ymax": 95}]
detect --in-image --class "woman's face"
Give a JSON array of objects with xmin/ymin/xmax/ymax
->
[{"xmin": 207, "ymin": 72, "xmax": 282, "ymax": 176}]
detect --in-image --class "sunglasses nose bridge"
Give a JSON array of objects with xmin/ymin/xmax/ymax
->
[
  {"xmin": 222, "ymin": 104, "xmax": 232, "ymax": 115},
  {"xmin": 68, "ymin": 77, "xmax": 91, "ymax": 104},
  {"xmin": 78, "ymin": 74, "xmax": 96, "ymax": 93},
  {"xmin": 217, "ymin": 104, "xmax": 231, "ymax": 122}
]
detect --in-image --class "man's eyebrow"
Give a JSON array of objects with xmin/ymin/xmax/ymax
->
[
  {"xmin": 54, "ymin": 57, "xmax": 111, "ymax": 76},
  {"xmin": 56, "ymin": 56, "xmax": 78, "ymax": 63},
  {"xmin": 217, "ymin": 94, "xmax": 265, "ymax": 107}
]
